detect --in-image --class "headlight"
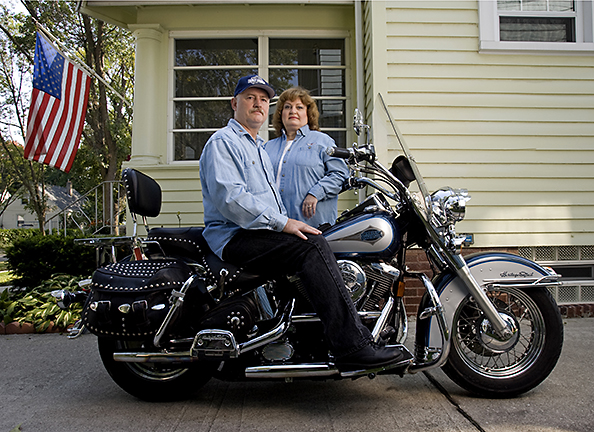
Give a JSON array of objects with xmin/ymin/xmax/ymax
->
[{"xmin": 431, "ymin": 187, "xmax": 470, "ymax": 227}]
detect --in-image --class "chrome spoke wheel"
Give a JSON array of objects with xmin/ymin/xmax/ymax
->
[
  {"xmin": 442, "ymin": 286, "xmax": 563, "ymax": 397},
  {"xmin": 453, "ymin": 287, "xmax": 545, "ymax": 378}
]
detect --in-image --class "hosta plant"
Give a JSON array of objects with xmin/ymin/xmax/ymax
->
[{"xmin": 0, "ymin": 274, "xmax": 85, "ymax": 332}]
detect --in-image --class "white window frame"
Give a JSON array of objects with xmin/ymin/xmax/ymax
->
[
  {"xmin": 478, "ymin": 0, "xmax": 594, "ymax": 55},
  {"xmin": 168, "ymin": 30, "xmax": 351, "ymax": 165}
]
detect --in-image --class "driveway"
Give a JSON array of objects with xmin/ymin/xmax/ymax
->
[{"xmin": 0, "ymin": 318, "xmax": 591, "ymax": 432}]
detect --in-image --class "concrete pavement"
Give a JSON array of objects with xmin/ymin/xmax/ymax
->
[{"xmin": 0, "ymin": 318, "xmax": 592, "ymax": 432}]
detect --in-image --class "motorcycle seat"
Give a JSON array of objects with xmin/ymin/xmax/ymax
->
[{"xmin": 146, "ymin": 227, "xmax": 266, "ymax": 294}]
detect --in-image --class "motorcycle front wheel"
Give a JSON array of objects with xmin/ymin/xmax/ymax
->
[
  {"xmin": 442, "ymin": 287, "xmax": 563, "ymax": 398},
  {"xmin": 98, "ymin": 338, "xmax": 215, "ymax": 401}
]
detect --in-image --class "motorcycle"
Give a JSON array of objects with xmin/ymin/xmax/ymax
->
[{"xmin": 54, "ymin": 96, "xmax": 563, "ymax": 401}]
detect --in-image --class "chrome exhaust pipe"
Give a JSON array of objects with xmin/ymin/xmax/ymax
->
[
  {"xmin": 245, "ymin": 363, "xmax": 339, "ymax": 379},
  {"xmin": 113, "ymin": 300, "xmax": 296, "ymax": 364},
  {"xmin": 113, "ymin": 351, "xmax": 197, "ymax": 363}
]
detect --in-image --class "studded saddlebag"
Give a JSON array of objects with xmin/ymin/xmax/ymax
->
[{"xmin": 81, "ymin": 259, "xmax": 192, "ymax": 339}]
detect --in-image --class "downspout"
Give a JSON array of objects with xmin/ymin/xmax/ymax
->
[
  {"xmin": 355, "ymin": 0, "xmax": 366, "ymax": 204},
  {"xmin": 355, "ymin": 0, "xmax": 364, "ymax": 122}
]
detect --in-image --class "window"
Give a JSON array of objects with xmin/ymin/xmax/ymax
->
[
  {"xmin": 499, "ymin": 0, "xmax": 576, "ymax": 42},
  {"xmin": 478, "ymin": 0, "xmax": 594, "ymax": 54},
  {"xmin": 172, "ymin": 36, "xmax": 348, "ymax": 162}
]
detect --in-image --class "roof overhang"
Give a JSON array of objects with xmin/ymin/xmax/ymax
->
[{"xmin": 79, "ymin": 0, "xmax": 354, "ymax": 28}]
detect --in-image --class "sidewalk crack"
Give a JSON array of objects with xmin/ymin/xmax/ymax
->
[{"xmin": 423, "ymin": 371, "xmax": 486, "ymax": 432}]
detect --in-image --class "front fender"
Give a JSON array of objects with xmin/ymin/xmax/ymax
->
[{"xmin": 421, "ymin": 251, "xmax": 556, "ymax": 350}]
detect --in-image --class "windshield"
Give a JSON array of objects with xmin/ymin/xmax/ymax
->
[{"xmin": 377, "ymin": 93, "xmax": 432, "ymax": 216}]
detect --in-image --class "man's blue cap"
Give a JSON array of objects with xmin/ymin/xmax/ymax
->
[{"xmin": 234, "ymin": 74, "xmax": 275, "ymax": 99}]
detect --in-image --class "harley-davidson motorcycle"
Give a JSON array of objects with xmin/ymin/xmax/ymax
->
[{"xmin": 54, "ymin": 98, "xmax": 563, "ymax": 401}]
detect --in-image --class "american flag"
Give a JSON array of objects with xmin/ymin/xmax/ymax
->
[{"xmin": 24, "ymin": 32, "xmax": 91, "ymax": 173}]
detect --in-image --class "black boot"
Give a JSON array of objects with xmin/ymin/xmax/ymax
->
[{"xmin": 335, "ymin": 343, "xmax": 412, "ymax": 372}]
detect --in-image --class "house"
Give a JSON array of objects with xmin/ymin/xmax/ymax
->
[
  {"xmin": 79, "ymin": 0, "xmax": 594, "ymax": 305},
  {"xmin": 0, "ymin": 183, "xmax": 83, "ymax": 230}
]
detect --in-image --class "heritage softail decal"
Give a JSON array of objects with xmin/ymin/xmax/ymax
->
[{"xmin": 500, "ymin": 270, "xmax": 534, "ymax": 278}]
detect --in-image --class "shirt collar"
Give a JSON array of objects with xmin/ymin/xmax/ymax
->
[
  {"xmin": 228, "ymin": 118, "xmax": 264, "ymax": 146},
  {"xmin": 282, "ymin": 124, "xmax": 310, "ymax": 139}
]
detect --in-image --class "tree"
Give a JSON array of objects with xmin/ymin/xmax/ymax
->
[
  {"xmin": 0, "ymin": 141, "xmax": 24, "ymax": 225},
  {"xmin": 21, "ymin": 1, "xmax": 134, "ymax": 186},
  {"xmin": 0, "ymin": 5, "xmax": 48, "ymax": 231},
  {"xmin": 0, "ymin": 1, "xmax": 134, "ymax": 233}
]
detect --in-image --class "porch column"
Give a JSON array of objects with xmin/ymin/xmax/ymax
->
[{"xmin": 129, "ymin": 24, "xmax": 164, "ymax": 165}]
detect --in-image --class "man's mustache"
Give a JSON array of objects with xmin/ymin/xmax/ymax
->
[{"xmin": 250, "ymin": 108, "xmax": 265, "ymax": 115}]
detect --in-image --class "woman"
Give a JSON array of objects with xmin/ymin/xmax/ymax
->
[{"xmin": 265, "ymin": 87, "xmax": 349, "ymax": 228}]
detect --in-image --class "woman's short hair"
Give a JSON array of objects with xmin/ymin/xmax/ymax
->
[{"xmin": 272, "ymin": 87, "xmax": 320, "ymax": 136}]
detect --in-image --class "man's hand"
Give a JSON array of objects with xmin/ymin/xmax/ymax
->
[{"xmin": 283, "ymin": 218, "xmax": 321, "ymax": 240}]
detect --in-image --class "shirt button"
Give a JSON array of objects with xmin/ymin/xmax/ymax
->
[{"xmin": 252, "ymin": 161, "xmax": 255, "ymax": 164}]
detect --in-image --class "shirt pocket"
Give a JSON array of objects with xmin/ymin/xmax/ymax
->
[
  {"xmin": 293, "ymin": 143, "xmax": 324, "ymax": 169},
  {"xmin": 243, "ymin": 159, "xmax": 271, "ymax": 196}
]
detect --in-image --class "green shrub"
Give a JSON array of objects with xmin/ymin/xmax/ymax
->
[
  {"xmin": 5, "ymin": 232, "xmax": 95, "ymax": 289},
  {"xmin": 0, "ymin": 228, "xmax": 40, "ymax": 251},
  {"xmin": 0, "ymin": 274, "xmax": 83, "ymax": 331}
]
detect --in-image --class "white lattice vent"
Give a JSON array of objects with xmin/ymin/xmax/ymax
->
[
  {"xmin": 519, "ymin": 246, "xmax": 594, "ymax": 261},
  {"xmin": 520, "ymin": 246, "xmax": 594, "ymax": 305}
]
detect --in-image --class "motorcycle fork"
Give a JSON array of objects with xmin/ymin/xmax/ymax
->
[
  {"xmin": 450, "ymin": 254, "xmax": 514, "ymax": 340},
  {"xmin": 407, "ymin": 271, "xmax": 452, "ymax": 373}
]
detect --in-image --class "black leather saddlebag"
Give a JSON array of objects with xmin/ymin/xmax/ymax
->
[{"xmin": 82, "ymin": 259, "xmax": 192, "ymax": 339}]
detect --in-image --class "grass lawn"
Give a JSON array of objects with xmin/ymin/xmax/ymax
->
[
  {"xmin": 0, "ymin": 261, "xmax": 13, "ymax": 286},
  {"xmin": 0, "ymin": 270, "xmax": 14, "ymax": 286}
]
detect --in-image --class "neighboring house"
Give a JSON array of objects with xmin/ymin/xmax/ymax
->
[
  {"xmin": 79, "ymin": 0, "xmax": 594, "ymax": 305},
  {"xmin": 0, "ymin": 183, "xmax": 82, "ymax": 230}
]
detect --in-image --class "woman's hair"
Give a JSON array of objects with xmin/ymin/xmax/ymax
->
[{"xmin": 272, "ymin": 87, "xmax": 320, "ymax": 135}]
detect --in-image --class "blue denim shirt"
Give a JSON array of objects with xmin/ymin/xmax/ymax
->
[
  {"xmin": 199, "ymin": 119, "xmax": 288, "ymax": 258},
  {"xmin": 265, "ymin": 125, "xmax": 349, "ymax": 228}
]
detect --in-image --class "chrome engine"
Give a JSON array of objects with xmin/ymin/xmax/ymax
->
[{"xmin": 337, "ymin": 259, "xmax": 401, "ymax": 311}]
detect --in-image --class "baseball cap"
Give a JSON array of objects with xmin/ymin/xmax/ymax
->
[{"xmin": 234, "ymin": 75, "xmax": 275, "ymax": 99}]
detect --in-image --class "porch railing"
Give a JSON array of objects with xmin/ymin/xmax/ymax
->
[{"xmin": 46, "ymin": 180, "xmax": 126, "ymax": 236}]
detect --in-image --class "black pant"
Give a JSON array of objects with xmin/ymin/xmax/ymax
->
[{"xmin": 223, "ymin": 229, "xmax": 371, "ymax": 357}]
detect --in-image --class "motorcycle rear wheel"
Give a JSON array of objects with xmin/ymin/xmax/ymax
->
[
  {"xmin": 442, "ymin": 287, "xmax": 563, "ymax": 398},
  {"xmin": 98, "ymin": 338, "xmax": 215, "ymax": 401}
]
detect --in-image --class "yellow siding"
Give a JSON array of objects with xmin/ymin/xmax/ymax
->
[
  {"xmin": 368, "ymin": 1, "xmax": 594, "ymax": 247},
  {"xmin": 124, "ymin": 165, "xmax": 201, "ymax": 235}
]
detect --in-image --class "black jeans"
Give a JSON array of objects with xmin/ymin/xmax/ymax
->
[{"xmin": 223, "ymin": 229, "xmax": 371, "ymax": 357}]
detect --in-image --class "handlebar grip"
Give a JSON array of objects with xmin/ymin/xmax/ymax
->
[{"xmin": 326, "ymin": 146, "xmax": 352, "ymax": 159}]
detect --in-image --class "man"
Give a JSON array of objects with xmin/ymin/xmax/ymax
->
[{"xmin": 199, "ymin": 74, "xmax": 409, "ymax": 371}]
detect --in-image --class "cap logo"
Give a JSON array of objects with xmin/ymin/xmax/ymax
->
[{"xmin": 248, "ymin": 76, "xmax": 266, "ymax": 85}]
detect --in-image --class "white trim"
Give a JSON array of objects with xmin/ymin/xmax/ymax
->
[
  {"xmin": 167, "ymin": 36, "xmax": 174, "ymax": 165},
  {"xmin": 86, "ymin": 0, "xmax": 354, "ymax": 5},
  {"xmin": 480, "ymin": 40, "xmax": 594, "ymax": 54},
  {"xmin": 478, "ymin": 0, "xmax": 594, "ymax": 55},
  {"xmin": 170, "ymin": 29, "xmax": 350, "ymax": 39}
]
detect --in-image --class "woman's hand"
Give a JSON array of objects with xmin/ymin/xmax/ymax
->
[{"xmin": 302, "ymin": 194, "xmax": 318, "ymax": 219}]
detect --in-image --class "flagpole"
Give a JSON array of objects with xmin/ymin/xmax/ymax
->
[{"xmin": 31, "ymin": 17, "xmax": 132, "ymax": 108}]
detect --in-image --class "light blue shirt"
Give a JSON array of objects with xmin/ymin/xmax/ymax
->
[
  {"xmin": 199, "ymin": 119, "xmax": 288, "ymax": 259},
  {"xmin": 265, "ymin": 125, "xmax": 349, "ymax": 228}
]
